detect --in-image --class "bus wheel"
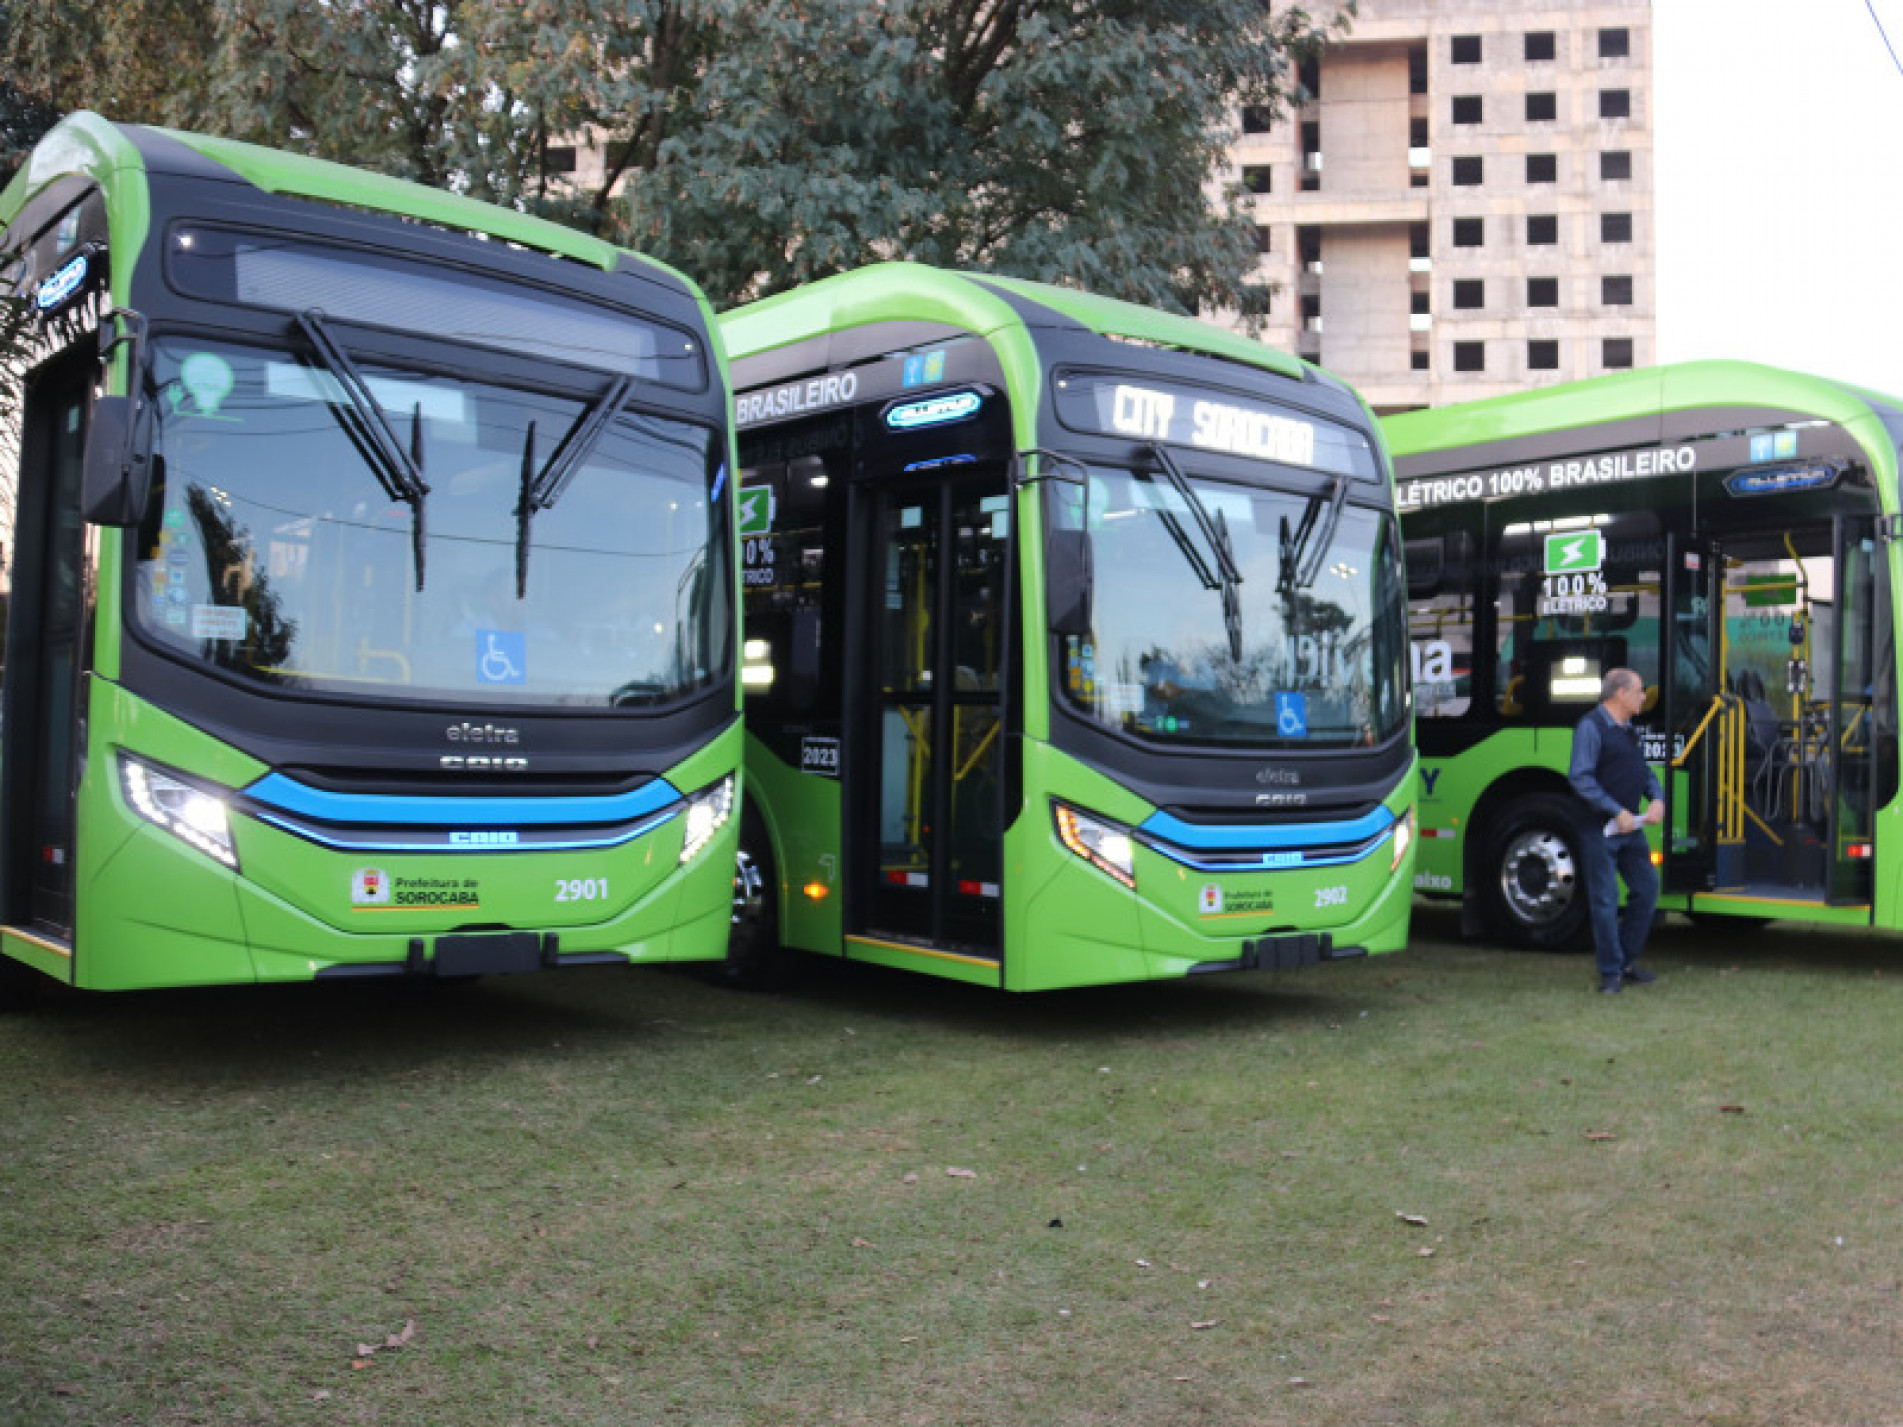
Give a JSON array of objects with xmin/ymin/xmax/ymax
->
[
  {"xmin": 722, "ymin": 815, "xmax": 796, "ymax": 990},
  {"xmin": 1484, "ymin": 795, "xmax": 1589, "ymax": 951}
]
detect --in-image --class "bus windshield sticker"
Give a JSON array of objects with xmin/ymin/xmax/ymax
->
[
  {"xmin": 901, "ymin": 350, "xmax": 948, "ymax": 387},
  {"xmin": 179, "ymin": 352, "xmax": 235, "ymax": 416},
  {"xmin": 476, "ymin": 630, "xmax": 527, "ymax": 685},
  {"xmin": 1538, "ymin": 529, "xmax": 1610, "ymax": 616},
  {"xmin": 1274, "ymin": 691, "xmax": 1309, "ymax": 738},
  {"xmin": 191, "ymin": 606, "xmax": 248, "ymax": 641},
  {"xmin": 737, "ymin": 486, "xmax": 774, "ymax": 536}
]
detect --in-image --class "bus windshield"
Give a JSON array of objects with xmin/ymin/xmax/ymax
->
[
  {"xmin": 1051, "ymin": 464, "xmax": 1409, "ymax": 748},
  {"xmin": 133, "ymin": 336, "xmax": 732, "ymax": 709}
]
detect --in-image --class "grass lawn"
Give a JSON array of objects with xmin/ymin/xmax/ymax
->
[{"xmin": 2, "ymin": 905, "xmax": 1899, "ymax": 1426}]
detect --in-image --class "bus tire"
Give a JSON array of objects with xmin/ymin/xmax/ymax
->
[
  {"xmin": 1483, "ymin": 794, "xmax": 1590, "ymax": 951},
  {"xmin": 722, "ymin": 812, "xmax": 798, "ymax": 991}
]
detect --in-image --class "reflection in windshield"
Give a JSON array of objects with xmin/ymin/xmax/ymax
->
[
  {"xmin": 133, "ymin": 337, "xmax": 731, "ymax": 709},
  {"xmin": 1050, "ymin": 465, "xmax": 1409, "ymax": 747}
]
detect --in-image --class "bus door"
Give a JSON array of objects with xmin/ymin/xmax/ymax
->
[
  {"xmin": 1827, "ymin": 515, "xmax": 1886, "ymax": 906},
  {"xmin": 1707, "ymin": 524, "xmax": 1842, "ymax": 901},
  {"xmin": 858, "ymin": 471, "xmax": 1011, "ymax": 953},
  {"xmin": 1661, "ymin": 533, "xmax": 1719, "ymax": 895},
  {"xmin": 5, "ymin": 356, "xmax": 93, "ymax": 942}
]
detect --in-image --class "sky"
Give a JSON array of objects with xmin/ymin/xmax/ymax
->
[{"xmin": 1653, "ymin": 0, "xmax": 1903, "ymax": 394}]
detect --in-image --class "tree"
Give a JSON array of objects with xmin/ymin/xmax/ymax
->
[
  {"xmin": 3, "ymin": 0, "xmax": 1342, "ymax": 318},
  {"xmin": 620, "ymin": 0, "xmax": 1338, "ymax": 315},
  {"xmin": 0, "ymin": 2, "xmax": 64, "ymax": 185}
]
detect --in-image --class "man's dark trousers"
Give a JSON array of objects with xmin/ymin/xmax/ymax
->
[{"xmin": 1581, "ymin": 824, "xmax": 1658, "ymax": 981}]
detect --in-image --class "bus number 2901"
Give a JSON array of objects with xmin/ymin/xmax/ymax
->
[{"xmin": 556, "ymin": 878, "xmax": 610, "ymax": 903}]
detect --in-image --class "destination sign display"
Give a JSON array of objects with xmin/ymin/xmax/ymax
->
[
  {"xmin": 1395, "ymin": 444, "xmax": 1700, "ymax": 513},
  {"xmin": 1052, "ymin": 373, "xmax": 1375, "ymax": 478}
]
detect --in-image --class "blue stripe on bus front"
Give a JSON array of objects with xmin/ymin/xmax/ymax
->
[
  {"xmin": 241, "ymin": 773, "xmax": 685, "ymax": 828},
  {"xmin": 1138, "ymin": 804, "xmax": 1396, "ymax": 852}
]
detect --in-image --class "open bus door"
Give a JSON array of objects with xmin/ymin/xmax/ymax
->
[
  {"xmin": 1827, "ymin": 514, "xmax": 1885, "ymax": 907},
  {"xmin": 850, "ymin": 469, "xmax": 1012, "ymax": 957},
  {"xmin": 1661, "ymin": 532, "xmax": 1719, "ymax": 897},
  {"xmin": 1671, "ymin": 520, "xmax": 1880, "ymax": 915}
]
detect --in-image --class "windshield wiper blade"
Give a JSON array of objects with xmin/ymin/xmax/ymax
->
[
  {"xmin": 1145, "ymin": 443, "xmax": 1245, "ymax": 658},
  {"xmin": 515, "ymin": 374, "xmax": 633, "ymax": 597},
  {"xmin": 1295, "ymin": 474, "xmax": 1350, "ymax": 590},
  {"xmin": 1146, "ymin": 443, "xmax": 1243, "ymax": 586},
  {"xmin": 297, "ymin": 309, "xmax": 431, "ymax": 590}
]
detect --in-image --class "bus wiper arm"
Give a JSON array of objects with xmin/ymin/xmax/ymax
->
[
  {"xmin": 515, "ymin": 374, "xmax": 633, "ymax": 597},
  {"xmin": 1294, "ymin": 473, "xmax": 1351, "ymax": 590},
  {"xmin": 1145, "ymin": 442, "xmax": 1243, "ymax": 586},
  {"xmin": 1279, "ymin": 474, "xmax": 1349, "ymax": 593},
  {"xmin": 1155, "ymin": 505, "xmax": 1219, "ymax": 591},
  {"xmin": 1146, "ymin": 442, "xmax": 1245, "ymax": 659},
  {"xmin": 297, "ymin": 309, "xmax": 431, "ymax": 591}
]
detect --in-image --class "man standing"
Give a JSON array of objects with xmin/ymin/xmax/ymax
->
[{"xmin": 1568, "ymin": 668, "xmax": 1664, "ymax": 994}]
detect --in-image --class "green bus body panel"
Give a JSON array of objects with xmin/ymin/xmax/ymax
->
[
  {"xmin": 0, "ymin": 112, "xmax": 154, "ymax": 310},
  {"xmin": 746, "ymin": 719, "xmax": 1414, "ymax": 994},
  {"xmin": 741, "ymin": 729, "xmax": 843, "ymax": 955},
  {"xmin": 1389, "ymin": 358, "xmax": 1903, "ymax": 935},
  {"xmin": 1010, "ymin": 742, "xmax": 1414, "ymax": 989},
  {"xmin": 70, "ymin": 696, "xmax": 741, "ymax": 990}
]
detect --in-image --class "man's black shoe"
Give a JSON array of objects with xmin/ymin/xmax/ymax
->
[
  {"xmin": 1623, "ymin": 965, "xmax": 1658, "ymax": 985},
  {"xmin": 1598, "ymin": 975, "xmax": 1623, "ymax": 995}
]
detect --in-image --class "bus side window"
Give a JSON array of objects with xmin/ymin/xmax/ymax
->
[{"xmin": 1406, "ymin": 532, "xmax": 1474, "ymax": 718}]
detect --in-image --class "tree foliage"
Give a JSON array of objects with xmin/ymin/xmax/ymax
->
[{"xmin": 3, "ymin": 0, "xmax": 1341, "ymax": 315}]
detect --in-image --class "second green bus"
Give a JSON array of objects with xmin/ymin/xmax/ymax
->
[{"xmin": 722, "ymin": 264, "xmax": 1416, "ymax": 991}]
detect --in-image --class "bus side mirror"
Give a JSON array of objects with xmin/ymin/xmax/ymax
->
[
  {"xmin": 80, "ymin": 394, "xmax": 153, "ymax": 527},
  {"xmin": 1047, "ymin": 528, "xmax": 1093, "ymax": 638}
]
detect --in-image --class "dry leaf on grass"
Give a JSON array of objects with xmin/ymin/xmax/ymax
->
[
  {"xmin": 1396, "ymin": 1212, "xmax": 1429, "ymax": 1227},
  {"xmin": 947, "ymin": 1166, "xmax": 978, "ymax": 1179}
]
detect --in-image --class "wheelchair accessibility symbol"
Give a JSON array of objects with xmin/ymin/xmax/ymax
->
[
  {"xmin": 477, "ymin": 629, "xmax": 527, "ymax": 685},
  {"xmin": 1275, "ymin": 691, "xmax": 1308, "ymax": 738}
]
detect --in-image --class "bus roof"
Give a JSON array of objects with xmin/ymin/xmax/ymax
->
[
  {"xmin": 2, "ymin": 111, "xmax": 643, "ymax": 278},
  {"xmin": 719, "ymin": 261, "xmax": 1314, "ymax": 385},
  {"xmin": 1383, "ymin": 359, "xmax": 1903, "ymax": 461}
]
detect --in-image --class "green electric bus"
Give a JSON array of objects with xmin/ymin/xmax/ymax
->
[
  {"xmin": 1388, "ymin": 359, "xmax": 1902, "ymax": 947},
  {"xmin": 720, "ymin": 263, "xmax": 1415, "ymax": 991},
  {"xmin": 0, "ymin": 114, "xmax": 740, "ymax": 996}
]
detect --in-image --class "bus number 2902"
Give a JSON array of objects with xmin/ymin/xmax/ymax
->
[
  {"xmin": 556, "ymin": 878, "xmax": 610, "ymax": 903},
  {"xmin": 1314, "ymin": 885, "xmax": 1348, "ymax": 908}
]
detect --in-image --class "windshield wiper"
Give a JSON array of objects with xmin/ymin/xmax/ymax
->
[
  {"xmin": 515, "ymin": 374, "xmax": 632, "ymax": 598},
  {"xmin": 1145, "ymin": 443, "xmax": 1245, "ymax": 659},
  {"xmin": 297, "ymin": 309, "xmax": 431, "ymax": 591},
  {"xmin": 1279, "ymin": 473, "xmax": 1350, "ymax": 594}
]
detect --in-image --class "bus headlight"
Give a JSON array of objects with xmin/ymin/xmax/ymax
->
[
  {"xmin": 1053, "ymin": 800, "xmax": 1136, "ymax": 888},
  {"xmin": 119, "ymin": 752, "xmax": 239, "ymax": 871},
  {"xmin": 1390, "ymin": 805, "xmax": 1416, "ymax": 873},
  {"xmin": 680, "ymin": 775, "xmax": 735, "ymax": 865}
]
